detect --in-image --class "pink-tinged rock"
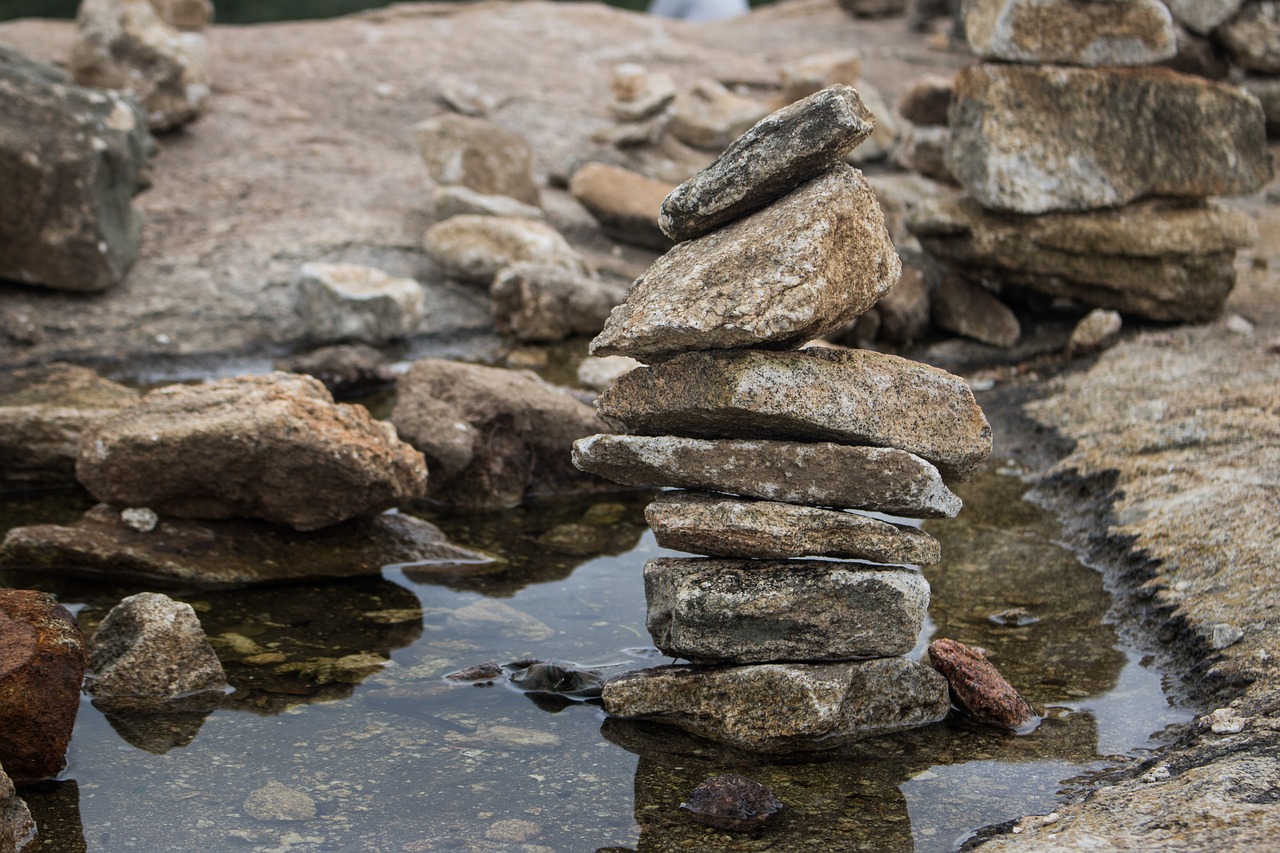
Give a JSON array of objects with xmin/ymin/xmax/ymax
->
[
  {"xmin": 927, "ymin": 637, "xmax": 1037, "ymax": 731},
  {"xmin": 0, "ymin": 589, "xmax": 86, "ymax": 784}
]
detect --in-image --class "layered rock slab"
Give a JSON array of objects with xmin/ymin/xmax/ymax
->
[
  {"xmin": 590, "ymin": 165, "xmax": 901, "ymax": 362},
  {"xmin": 595, "ymin": 347, "xmax": 992, "ymax": 483},
  {"xmin": 601, "ymin": 659, "xmax": 950, "ymax": 752},
  {"xmin": 644, "ymin": 557, "xmax": 930, "ymax": 663},
  {"xmin": 572, "ymin": 434, "xmax": 962, "ymax": 518},
  {"xmin": 947, "ymin": 63, "xmax": 1272, "ymax": 214},
  {"xmin": 963, "ymin": 0, "xmax": 1176, "ymax": 66},
  {"xmin": 645, "ymin": 491, "xmax": 941, "ymax": 564}
]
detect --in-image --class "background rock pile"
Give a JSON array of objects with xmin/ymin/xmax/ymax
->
[{"xmin": 572, "ymin": 86, "xmax": 994, "ymax": 751}]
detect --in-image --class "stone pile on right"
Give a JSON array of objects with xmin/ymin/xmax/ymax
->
[
  {"xmin": 572, "ymin": 86, "xmax": 994, "ymax": 752},
  {"xmin": 909, "ymin": 0, "xmax": 1273, "ymax": 323}
]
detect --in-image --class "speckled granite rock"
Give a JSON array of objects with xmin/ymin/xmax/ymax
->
[{"xmin": 963, "ymin": 0, "xmax": 1176, "ymax": 66}]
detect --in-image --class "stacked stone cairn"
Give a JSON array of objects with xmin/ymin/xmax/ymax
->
[
  {"xmin": 908, "ymin": 0, "xmax": 1273, "ymax": 324},
  {"xmin": 570, "ymin": 86, "xmax": 994, "ymax": 753}
]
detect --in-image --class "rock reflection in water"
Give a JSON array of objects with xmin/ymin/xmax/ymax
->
[{"xmin": 17, "ymin": 780, "xmax": 86, "ymax": 853}]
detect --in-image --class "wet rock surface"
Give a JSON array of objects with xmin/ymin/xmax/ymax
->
[
  {"xmin": 680, "ymin": 773, "xmax": 783, "ymax": 831},
  {"xmin": 927, "ymin": 637, "xmax": 1036, "ymax": 730}
]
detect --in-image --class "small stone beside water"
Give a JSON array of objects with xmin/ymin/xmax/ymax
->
[{"xmin": 927, "ymin": 638, "xmax": 1038, "ymax": 731}]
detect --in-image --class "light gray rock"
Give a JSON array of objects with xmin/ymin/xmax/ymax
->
[
  {"xmin": 668, "ymin": 79, "xmax": 770, "ymax": 151},
  {"xmin": 659, "ymin": 85, "xmax": 876, "ymax": 242},
  {"xmin": 645, "ymin": 491, "xmax": 942, "ymax": 563},
  {"xmin": 490, "ymin": 262, "xmax": 627, "ymax": 343},
  {"xmin": 432, "ymin": 185, "xmax": 544, "ymax": 221},
  {"xmin": 947, "ymin": 63, "xmax": 1272, "ymax": 214},
  {"xmin": 72, "ymin": 0, "xmax": 211, "ymax": 132},
  {"xmin": 570, "ymin": 162, "xmax": 674, "ymax": 250},
  {"xmin": 777, "ymin": 50, "xmax": 862, "ymax": 103},
  {"xmin": 244, "ymin": 780, "xmax": 316, "ymax": 822},
  {"xmin": 1066, "ymin": 308, "xmax": 1122, "ymax": 356},
  {"xmin": 436, "ymin": 75, "xmax": 504, "ymax": 117},
  {"xmin": 609, "ymin": 63, "xmax": 677, "ymax": 122},
  {"xmin": 963, "ymin": 0, "xmax": 1176, "ymax": 66},
  {"xmin": 1165, "ymin": 0, "xmax": 1246, "ymax": 35},
  {"xmin": 147, "ymin": 0, "xmax": 211, "ymax": 30},
  {"xmin": 931, "ymin": 275, "xmax": 1020, "ymax": 348},
  {"xmin": 423, "ymin": 215, "xmax": 583, "ymax": 286},
  {"xmin": 0, "ymin": 761, "xmax": 35, "ymax": 852},
  {"xmin": 76, "ymin": 372, "xmax": 428, "ymax": 530},
  {"xmin": 594, "ymin": 347, "xmax": 992, "ymax": 483},
  {"xmin": 413, "ymin": 114, "xmax": 540, "ymax": 206},
  {"xmin": 576, "ymin": 355, "xmax": 641, "ymax": 393},
  {"xmin": 909, "ymin": 195, "xmax": 1256, "ymax": 322},
  {"xmin": 1218, "ymin": 2, "xmax": 1280, "ymax": 74},
  {"xmin": 0, "ymin": 46, "xmax": 153, "ymax": 293},
  {"xmin": 591, "ymin": 165, "xmax": 901, "ymax": 362},
  {"xmin": 294, "ymin": 262, "xmax": 425, "ymax": 344},
  {"xmin": 843, "ymin": 81, "xmax": 899, "ymax": 165},
  {"xmin": 602, "ymin": 658, "xmax": 951, "ymax": 752},
  {"xmin": 644, "ymin": 557, "xmax": 930, "ymax": 663},
  {"xmin": 572, "ymin": 434, "xmax": 962, "ymax": 518},
  {"xmin": 87, "ymin": 592, "xmax": 226, "ymax": 709}
]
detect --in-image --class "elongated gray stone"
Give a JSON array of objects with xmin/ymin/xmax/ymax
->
[
  {"xmin": 602, "ymin": 659, "xmax": 950, "ymax": 752},
  {"xmin": 571, "ymin": 434, "xmax": 962, "ymax": 518},
  {"xmin": 645, "ymin": 492, "xmax": 941, "ymax": 564},
  {"xmin": 595, "ymin": 347, "xmax": 991, "ymax": 483},
  {"xmin": 659, "ymin": 85, "xmax": 876, "ymax": 242},
  {"xmin": 644, "ymin": 557, "xmax": 929, "ymax": 663},
  {"xmin": 964, "ymin": 0, "xmax": 1176, "ymax": 66},
  {"xmin": 590, "ymin": 165, "xmax": 901, "ymax": 362}
]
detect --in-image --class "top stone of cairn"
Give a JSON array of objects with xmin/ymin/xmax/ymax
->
[{"xmin": 964, "ymin": 0, "xmax": 1177, "ymax": 67}]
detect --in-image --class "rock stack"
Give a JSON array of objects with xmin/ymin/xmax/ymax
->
[
  {"xmin": 571, "ymin": 86, "xmax": 994, "ymax": 753},
  {"xmin": 909, "ymin": 0, "xmax": 1272, "ymax": 323}
]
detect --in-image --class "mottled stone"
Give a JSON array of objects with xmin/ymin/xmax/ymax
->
[
  {"xmin": 76, "ymin": 372, "xmax": 428, "ymax": 530},
  {"xmin": 927, "ymin": 637, "xmax": 1037, "ymax": 730},
  {"xmin": 1165, "ymin": 0, "xmax": 1246, "ymax": 35},
  {"xmin": 147, "ymin": 0, "xmax": 211, "ymax": 30},
  {"xmin": 681, "ymin": 774, "xmax": 783, "ymax": 831},
  {"xmin": 910, "ymin": 196, "xmax": 1256, "ymax": 322},
  {"xmin": 572, "ymin": 434, "xmax": 962, "ymax": 518},
  {"xmin": 577, "ymin": 355, "xmax": 641, "ymax": 393},
  {"xmin": 931, "ymin": 275, "xmax": 1020, "ymax": 348},
  {"xmin": 595, "ymin": 347, "xmax": 991, "ymax": 483},
  {"xmin": 1066, "ymin": 308, "xmax": 1123, "ymax": 356},
  {"xmin": 244, "ymin": 780, "xmax": 316, "ymax": 822},
  {"xmin": 0, "ymin": 761, "xmax": 35, "ymax": 852},
  {"xmin": 610, "ymin": 64, "xmax": 677, "ymax": 122},
  {"xmin": 432, "ymin": 185, "xmax": 544, "ymax": 221},
  {"xmin": 592, "ymin": 166, "xmax": 901, "ymax": 362},
  {"xmin": 602, "ymin": 659, "xmax": 951, "ymax": 752},
  {"xmin": 413, "ymin": 114, "xmax": 540, "ymax": 206},
  {"xmin": 843, "ymin": 81, "xmax": 899, "ymax": 165},
  {"xmin": 893, "ymin": 125, "xmax": 955, "ymax": 184},
  {"xmin": 1161, "ymin": 25, "xmax": 1232, "ymax": 80},
  {"xmin": 660, "ymin": 85, "xmax": 876, "ymax": 242},
  {"xmin": 570, "ymin": 163, "xmax": 674, "ymax": 250},
  {"xmin": 947, "ymin": 63, "xmax": 1272, "ymax": 214},
  {"xmin": 294, "ymin": 262, "xmax": 425, "ymax": 345},
  {"xmin": 491, "ymin": 262, "xmax": 627, "ymax": 343},
  {"xmin": 0, "ymin": 590, "xmax": 85, "ymax": 783},
  {"xmin": 897, "ymin": 73, "xmax": 953, "ymax": 126},
  {"xmin": 964, "ymin": 0, "xmax": 1176, "ymax": 66},
  {"xmin": 644, "ymin": 557, "xmax": 930, "ymax": 663},
  {"xmin": 668, "ymin": 79, "xmax": 770, "ymax": 151},
  {"xmin": 1218, "ymin": 2, "xmax": 1280, "ymax": 74},
  {"xmin": 645, "ymin": 491, "xmax": 941, "ymax": 564},
  {"xmin": 777, "ymin": 51, "xmax": 862, "ymax": 103},
  {"xmin": 423, "ymin": 215, "xmax": 583, "ymax": 286}
]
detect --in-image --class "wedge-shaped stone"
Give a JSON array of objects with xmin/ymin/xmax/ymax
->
[
  {"xmin": 964, "ymin": 0, "xmax": 1176, "ymax": 67},
  {"xmin": 909, "ymin": 196, "xmax": 1256, "ymax": 322},
  {"xmin": 602, "ymin": 659, "xmax": 950, "ymax": 752},
  {"xmin": 948, "ymin": 64, "xmax": 1271, "ymax": 214},
  {"xmin": 659, "ymin": 85, "xmax": 875, "ymax": 242},
  {"xmin": 596, "ymin": 347, "xmax": 991, "ymax": 483},
  {"xmin": 590, "ymin": 165, "xmax": 900, "ymax": 362},
  {"xmin": 644, "ymin": 557, "xmax": 929, "ymax": 663},
  {"xmin": 645, "ymin": 492, "xmax": 941, "ymax": 564},
  {"xmin": 572, "ymin": 434, "xmax": 961, "ymax": 518}
]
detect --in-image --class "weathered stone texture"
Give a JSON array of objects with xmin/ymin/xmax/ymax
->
[
  {"xmin": 0, "ymin": 760, "xmax": 35, "ymax": 852},
  {"xmin": 569, "ymin": 163, "xmax": 674, "ymax": 251},
  {"xmin": 963, "ymin": 0, "xmax": 1176, "ymax": 66},
  {"xmin": 928, "ymin": 638, "xmax": 1037, "ymax": 730},
  {"xmin": 490, "ymin": 262, "xmax": 626, "ymax": 343},
  {"xmin": 413, "ymin": 114, "xmax": 540, "ymax": 206},
  {"xmin": 1218, "ymin": 2, "xmax": 1280, "ymax": 74},
  {"xmin": 294, "ymin": 262, "xmax": 425, "ymax": 345},
  {"xmin": 423, "ymin": 215, "xmax": 582, "ymax": 286},
  {"xmin": 930, "ymin": 275, "xmax": 1020, "ymax": 348}
]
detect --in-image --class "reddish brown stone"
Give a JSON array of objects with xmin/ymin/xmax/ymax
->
[
  {"xmin": 0, "ymin": 589, "xmax": 86, "ymax": 783},
  {"xmin": 927, "ymin": 637, "xmax": 1036, "ymax": 731}
]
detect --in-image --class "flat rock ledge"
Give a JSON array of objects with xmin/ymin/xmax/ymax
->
[
  {"xmin": 601, "ymin": 659, "xmax": 950, "ymax": 753},
  {"xmin": 572, "ymin": 434, "xmax": 962, "ymax": 518}
]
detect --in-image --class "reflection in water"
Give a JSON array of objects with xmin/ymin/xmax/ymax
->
[{"xmin": 18, "ymin": 780, "xmax": 86, "ymax": 853}]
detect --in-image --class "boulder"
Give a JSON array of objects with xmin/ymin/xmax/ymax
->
[
  {"xmin": 72, "ymin": 0, "xmax": 211, "ymax": 132},
  {"xmin": 602, "ymin": 658, "xmax": 950, "ymax": 752},
  {"xmin": 947, "ymin": 63, "xmax": 1272, "ymax": 214},
  {"xmin": 0, "ymin": 46, "xmax": 153, "ymax": 293},
  {"xmin": 569, "ymin": 163, "xmax": 674, "ymax": 251},
  {"xmin": 777, "ymin": 50, "xmax": 862, "ymax": 103},
  {"xmin": 668, "ymin": 79, "xmax": 770, "ymax": 151},
  {"xmin": 0, "ymin": 761, "xmax": 35, "ymax": 852},
  {"xmin": 0, "ymin": 363, "xmax": 140, "ymax": 492},
  {"xmin": 293, "ymin": 262, "xmax": 425, "ymax": 345},
  {"xmin": 87, "ymin": 592, "xmax": 226, "ymax": 710},
  {"xmin": 594, "ymin": 347, "xmax": 992, "ymax": 483},
  {"xmin": 660, "ymin": 85, "xmax": 876, "ymax": 242},
  {"xmin": 76, "ymin": 372, "xmax": 428, "ymax": 530},
  {"xmin": 572, "ymin": 434, "xmax": 962, "ymax": 518},
  {"xmin": 490, "ymin": 262, "xmax": 627, "ymax": 343},
  {"xmin": 909, "ymin": 195, "xmax": 1256, "ymax": 322},
  {"xmin": 147, "ymin": 0, "xmax": 212, "ymax": 30},
  {"xmin": 0, "ymin": 504, "xmax": 488, "ymax": 585},
  {"xmin": 645, "ymin": 491, "xmax": 942, "ymax": 564},
  {"xmin": 432, "ymin": 185, "xmax": 544, "ymax": 221},
  {"xmin": 1161, "ymin": 25, "xmax": 1232, "ymax": 80},
  {"xmin": 591, "ymin": 166, "xmax": 901, "ymax": 362},
  {"xmin": 1164, "ymin": 0, "xmax": 1246, "ymax": 35},
  {"xmin": 0, "ymin": 590, "xmax": 86, "ymax": 783},
  {"xmin": 930, "ymin": 275, "xmax": 1020, "ymax": 348},
  {"xmin": 963, "ymin": 0, "xmax": 1176, "ymax": 66},
  {"xmin": 390, "ymin": 358, "xmax": 615, "ymax": 509},
  {"xmin": 897, "ymin": 73, "xmax": 953, "ymax": 126},
  {"xmin": 413, "ymin": 114, "xmax": 540, "ymax": 206},
  {"xmin": 644, "ymin": 557, "xmax": 931, "ymax": 663},
  {"xmin": 1218, "ymin": 2, "xmax": 1280, "ymax": 74},
  {"xmin": 927, "ymin": 637, "xmax": 1037, "ymax": 730},
  {"xmin": 423, "ymin": 215, "xmax": 583, "ymax": 286}
]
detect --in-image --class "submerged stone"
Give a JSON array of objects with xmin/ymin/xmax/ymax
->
[
  {"xmin": 681, "ymin": 774, "xmax": 783, "ymax": 831},
  {"xmin": 963, "ymin": 0, "xmax": 1176, "ymax": 66}
]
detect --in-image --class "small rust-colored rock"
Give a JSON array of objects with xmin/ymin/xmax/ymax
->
[
  {"xmin": 680, "ymin": 773, "xmax": 783, "ymax": 831},
  {"xmin": 927, "ymin": 637, "xmax": 1037, "ymax": 731},
  {"xmin": 444, "ymin": 662, "xmax": 503, "ymax": 682}
]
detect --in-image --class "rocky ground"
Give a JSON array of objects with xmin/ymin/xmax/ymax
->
[{"xmin": 1, "ymin": 0, "xmax": 1278, "ymax": 849}]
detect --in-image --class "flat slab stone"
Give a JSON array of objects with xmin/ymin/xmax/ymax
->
[
  {"xmin": 572, "ymin": 434, "xmax": 962, "ymax": 518},
  {"xmin": 644, "ymin": 557, "xmax": 930, "ymax": 663},
  {"xmin": 948, "ymin": 63, "xmax": 1272, "ymax": 214},
  {"xmin": 645, "ymin": 491, "xmax": 941, "ymax": 564},
  {"xmin": 596, "ymin": 347, "xmax": 991, "ymax": 483},
  {"xmin": 659, "ymin": 85, "xmax": 876, "ymax": 242},
  {"xmin": 590, "ymin": 165, "xmax": 900, "ymax": 363},
  {"xmin": 601, "ymin": 659, "xmax": 950, "ymax": 752},
  {"xmin": 910, "ymin": 196, "xmax": 1256, "ymax": 322},
  {"xmin": 964, "ymin": 0, "xmax": 1176, "ymax": 66}
]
